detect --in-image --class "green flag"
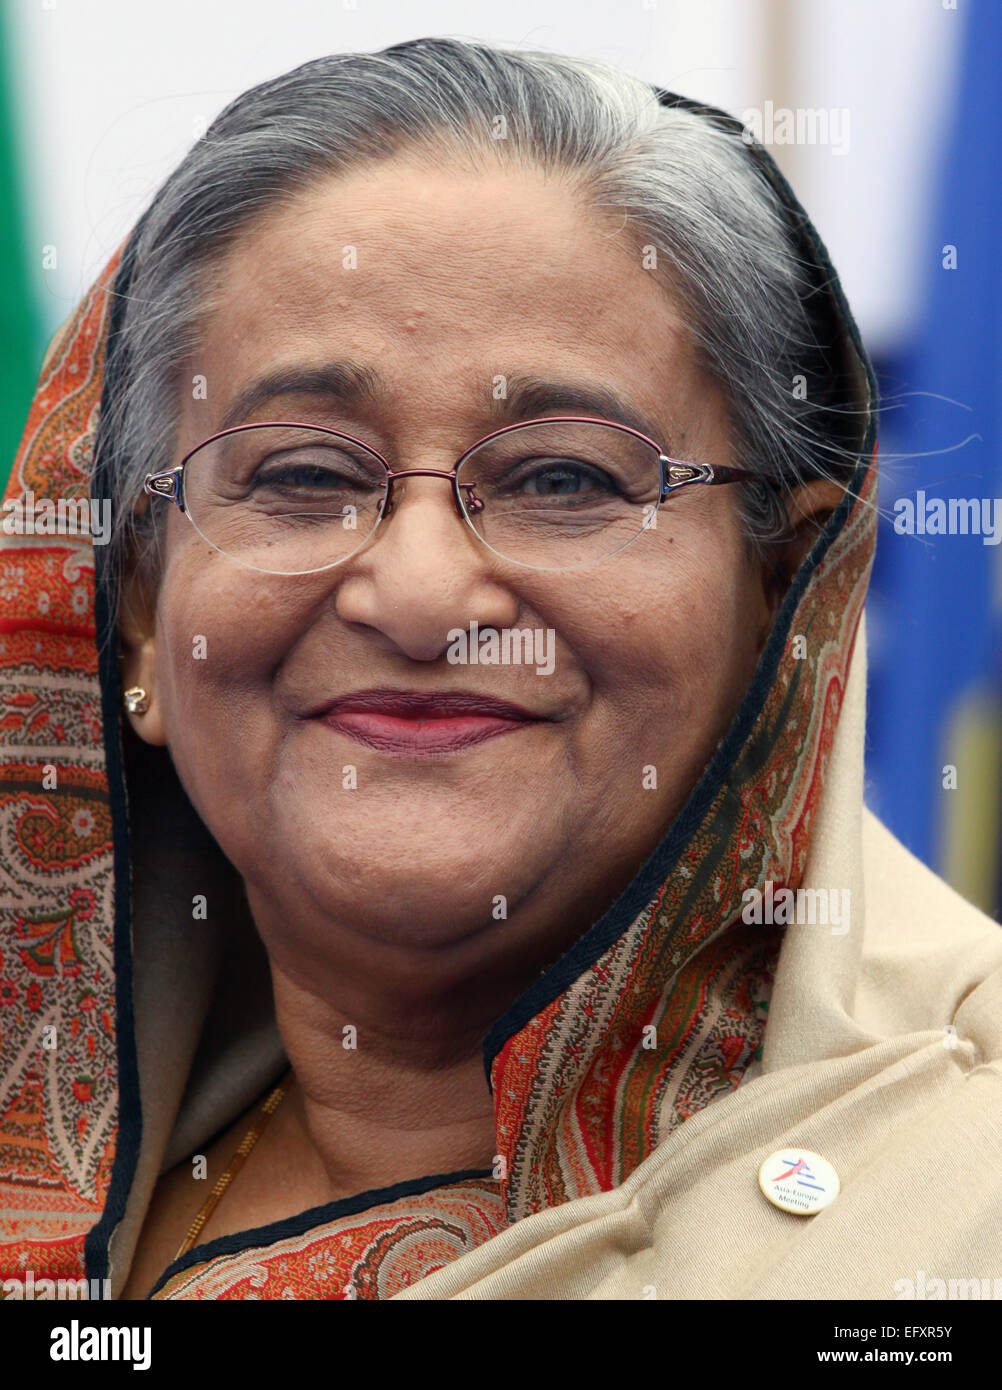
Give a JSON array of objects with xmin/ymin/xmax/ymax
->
[{"xmin": 0, "ymin": 6, "xmax": 41, "ymax": 493}]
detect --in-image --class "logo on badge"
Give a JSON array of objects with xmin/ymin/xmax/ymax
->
[{"xmin": 758, "ymin": 1149, "xmax": 839, "ymax": 1214}]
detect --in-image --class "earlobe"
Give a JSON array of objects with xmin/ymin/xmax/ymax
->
[
  {"xmin": 118, "ymin": 636, "xmax": 167, "ymax": 745},
  {"xmin": 117, "ymin": 562, "xmax": 168, "ymax": 746}
]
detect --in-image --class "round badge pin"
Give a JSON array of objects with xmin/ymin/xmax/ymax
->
[{"xmin": 758, "ymin": 1149, "xmax": 839, "ymax": 1215}]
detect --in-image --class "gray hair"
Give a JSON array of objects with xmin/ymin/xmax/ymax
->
[{"xmin": 97, "ymin": 35, "xmax": 863, "ymax": 615}]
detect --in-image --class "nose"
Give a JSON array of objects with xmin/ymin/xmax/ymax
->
[{"xmin": 332, "ymin": 474, "xmax": 521, "ymax": 662}]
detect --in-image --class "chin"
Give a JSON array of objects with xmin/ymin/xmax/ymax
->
[{"xmin": 291, "ymin": 836, "xmax": 540, "ymax": 943}]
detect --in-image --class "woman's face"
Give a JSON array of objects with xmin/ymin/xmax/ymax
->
[{"xmin": 123, "ymin": 154, "xmax": 780, "ymax": 992}]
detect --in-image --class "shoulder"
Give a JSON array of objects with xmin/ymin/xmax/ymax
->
[{"xmin": 858, "ymin": 807, "xmax": 1002, "ymax": 1056}]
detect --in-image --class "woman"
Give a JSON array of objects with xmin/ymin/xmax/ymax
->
[{"xmin": 2, "ymin": 37, "xmax": 1000, "ymax": 1302}]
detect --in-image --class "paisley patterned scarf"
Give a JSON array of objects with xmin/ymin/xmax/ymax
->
[{"xmin": 0, "ymin": 93, "xmax": 877, "ymax": 1300}]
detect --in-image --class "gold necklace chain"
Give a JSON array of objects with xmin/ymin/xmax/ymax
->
[{"xmin": 174, "ymin": 1067, "xmax": 295, "ymax": 1261}]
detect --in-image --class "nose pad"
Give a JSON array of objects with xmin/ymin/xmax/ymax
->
[{"xmin": 462, "ymin": 485, "xmax": 485, "ymax": 515}]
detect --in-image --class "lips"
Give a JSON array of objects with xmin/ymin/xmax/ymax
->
[{"xmin": 310, "ymin": 688, "xmax": 544, "ymax": 755}]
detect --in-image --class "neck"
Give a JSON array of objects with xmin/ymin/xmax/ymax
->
[
  {"xmin": 245, "ymin": 850, "xmax": 654, "ymax": 1198},
  {"xmin": 268, "ymin": 964, "xmax": 498, "ymax": 1199}
]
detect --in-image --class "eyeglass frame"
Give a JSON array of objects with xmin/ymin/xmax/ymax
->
[{"xmin": 143, "ymin": 414, "xmax": 769, "ymax": 573}]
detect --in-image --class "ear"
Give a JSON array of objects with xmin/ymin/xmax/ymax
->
[
  {"xmin": 755, "ymin": 479, "xmax": 846, "ymax": 648},
  {"xmin": 117, "ymin": 554, "xmax": 168, "ymax": 746}
]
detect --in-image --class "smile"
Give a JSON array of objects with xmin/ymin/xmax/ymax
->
[{"xmin": 310, "ymin": 688, "xmax": 545, "ymax": 755}]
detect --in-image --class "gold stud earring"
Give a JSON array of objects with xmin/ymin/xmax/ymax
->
[{"xmin": 123, "ymin": 686, "xmax": 150, "ymax": 715}]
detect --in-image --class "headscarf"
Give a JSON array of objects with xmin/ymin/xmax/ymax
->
[{"xmin": 0, "ymin": 88, "xmax": 876, "ymax": 1299}]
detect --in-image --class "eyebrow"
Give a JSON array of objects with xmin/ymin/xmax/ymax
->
[
  {"xmin": 219, "ymin": 362, "xmax": 386, "ymax": 432},
  {"xmin": 489, "ymin": 373, "xmax": 669, "ymax": 449},
  {"xmin": 219, "ymin": 361, "xmax": 670, "ymax": 450}
]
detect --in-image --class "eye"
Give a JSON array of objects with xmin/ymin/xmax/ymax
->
[
  {"xmin": 252, "ymin": 449, "xmax": 382, "ymax": 493},
  {"xmin": 511, "ymin": 458, "xmax": 619, "ymax": 497}
]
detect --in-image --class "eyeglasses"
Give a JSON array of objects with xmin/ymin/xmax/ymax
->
[{"xmin": 143, "ymin": 416, "xmax": 765, "ymax": 575}]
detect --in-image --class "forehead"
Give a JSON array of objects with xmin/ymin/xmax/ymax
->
[{"xmin": 185, "ymin": 155, "xmax": 709, "ymax": 444}]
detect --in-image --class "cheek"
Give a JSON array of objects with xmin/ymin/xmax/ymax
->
[
  {"xmin": 653, "ymin": 548, "xmax": 763, "ymax": 692},
  {"xmin": 589, "ymin": 534, "xmax": 758, "ymax": 691},
  {"xmin": 560, "ymin": 520, "xmax": 764, "ymax": 776},
  {"xmin": 151, "ymin": 548, "xmax": 300, "ymax": 811}
]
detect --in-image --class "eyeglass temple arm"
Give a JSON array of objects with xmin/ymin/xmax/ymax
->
[
  {"xmin": 144, "ymin": 466, "xmax": 186, "ymax": 512},
  {"xmin": 660, "ymin": 460, "xmax": 769, "ymax": 499}
]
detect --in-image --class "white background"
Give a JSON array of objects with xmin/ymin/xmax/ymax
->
[{"xmin": 7, "ymin": 0, "xmax": 964, "ymax": 355}]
